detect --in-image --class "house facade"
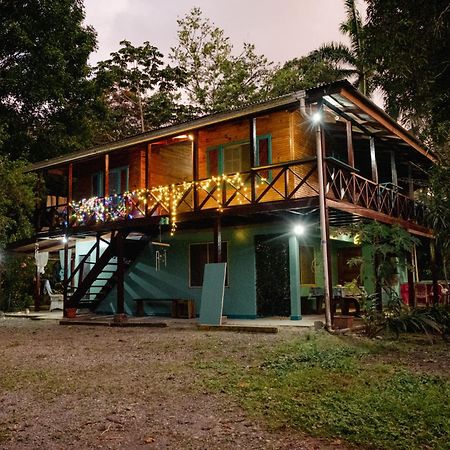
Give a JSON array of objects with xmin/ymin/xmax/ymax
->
[{"xmin": 16, "ymin": 80, "xmax": 437, "ymax": 323}]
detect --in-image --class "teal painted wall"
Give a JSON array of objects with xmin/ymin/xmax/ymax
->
[{"xmin": 93, "ymin": 221, "xmax": 380, "ymax": 318}]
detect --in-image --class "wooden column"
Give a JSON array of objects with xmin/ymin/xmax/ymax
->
[
  {"xmin": 67, "ymin": 162, "xmax": 73, "ymax": 228},
  {"xmin": 145, "ymin": 144, "xmax": 150, "ymax": 216},
  {"xmin": 407, "ymin": 250, "xmax": 416, "ymax": 308},
  {"xmin": 408, "ymin": 163, "xmax": 414, "ymax": 198},
  {"xmin": 249, "ymin": 118, "xmax": 257, "ymax": 203},
  {"xmin": 430, "ymin": 239, "xmax": 439, "ymax": 305},
  {"xmin": 116, "ymin": 232, "xmax": 125, "ymax": 315},
  {"xmin": 63, "ymin": 237, "xmax": 69, "ymax": 317},
  {"xmin": 213, "ymin": 216, "xmax": 222, "ymax": 263},
  {"xmin": 192, "ymin": 132, "xmax": 199, "ymax": 211},
  {"xmin": 104, "ymin": 154, "xmax": 109, "ymax": 197},
  {"xmin": 370, "ymin": 137, "xmax": 378, "ymax": 184},
  {"xmin": 346, "ymin": 120, "xmax": 355, "ymax": 168},
  {"xmin": 390, "ymin": 151, "xmax": 398, "ymax": 186}
]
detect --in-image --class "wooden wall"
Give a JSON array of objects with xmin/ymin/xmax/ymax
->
[
  {"xmin": 149, "ymin": 141, "xmax": 192, "ymax": 187},
  {"xmin": 70, "ymin": 108, "xmax": 320, "ymax": 203}
]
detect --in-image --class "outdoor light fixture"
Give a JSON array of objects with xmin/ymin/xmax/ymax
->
[
  {"xmin": 311, "ymin": 111, "xmax": 322, "ymax": 123},
  {"xmin": 62, "ymin": 235, "xmax": 68, "ymax": 244},
  {"xmin": 293, "ymin": 224, "xmax": 306, "ymax": 236}
]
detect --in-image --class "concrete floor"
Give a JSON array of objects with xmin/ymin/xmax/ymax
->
[{"xmin": 4, "ymin": 310, "xmax": 324, "ymax": 329}]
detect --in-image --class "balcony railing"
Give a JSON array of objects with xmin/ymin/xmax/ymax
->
[
  {"xmin": 35, "ymin": 157, "xmax": 427, "ymax": 234},
  {"xmin": 37, "ymin": 158, "xmax": 319, "ymax": 233},
  {"xmin": 326, "ymin": 160, "xmax": 426, "ymax": 225}
]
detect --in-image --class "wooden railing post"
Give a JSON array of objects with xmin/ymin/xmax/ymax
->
[
  {"xmin": 249, "ymin": 117, "xmax": 257, "ymax": 204},
  {"xmin": 192, "ymin": 131, "xmax": 199, "ymax": 211}
]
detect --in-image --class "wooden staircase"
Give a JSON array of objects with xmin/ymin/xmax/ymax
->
[{"xmin": 65, "ymin": 231, "xmax": 149, "ymax": 311}]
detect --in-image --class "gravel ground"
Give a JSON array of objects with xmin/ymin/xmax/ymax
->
[{"xmin": 0, "ymin": 318, "xmax": 350, "ymax": 450}]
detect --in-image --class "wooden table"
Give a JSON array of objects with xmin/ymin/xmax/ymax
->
[{"xmin": 134, "ymin": 298, "xmax": 195, "ymax": 319}]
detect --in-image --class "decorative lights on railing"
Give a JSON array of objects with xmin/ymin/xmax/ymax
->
[{"xmin": 69, "ymin": 173, "xmax": 252, "ymax": 235}]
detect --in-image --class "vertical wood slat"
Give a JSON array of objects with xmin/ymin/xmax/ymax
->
[
  {"xmin": 370, "ymin": 137, "xmax": 378, "ymax": 184},
  {"xmin": 145, "ymin": 144, "xmax": 150, "ymax": 216},
  {"xmin": 346, "ymin": 120, "xmax": 355, "ymax": 168}
]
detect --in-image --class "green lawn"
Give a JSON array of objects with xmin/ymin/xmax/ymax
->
[{"xmin": 195, "ymin": 332, "xmax": 450, "ymax": 450}]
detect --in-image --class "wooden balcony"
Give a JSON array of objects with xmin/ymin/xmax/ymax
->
[{"xmin": 35, "ymin": 158, "xmax": 428, "ymax": 235}]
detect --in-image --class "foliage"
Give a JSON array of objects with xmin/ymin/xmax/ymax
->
[
  {"xmin": 198, "ymin": 333, "xmax": 450, "ymax": 450},
  {"xmin": 0, "ymin": 0, "xmax": 99, "ymax": 161},
  {"xmin": 255, "ymin": 235, "xmax": 290, "ymax": 317},
  {"xmin": 0, "ymin": 253, "xmax": 34, "ymax": 311},
  {"xmin": 425, "ymin": 163, "xmax": 450, "ymax": 282},
  {"xmin": 267, "ymin": 54, "xmax": 344, "ymax": 97},
  {"xmin": 313, "ymin": 0, "xmax": 376, "ymax": 96},
  {"xmin": 94, "ymin": 40, "xmax": 189, "ymax": 141},
  {"xmin": 171, "ymin": 8, "xmax": 272, "ymax": 114},
  {"xmin": 0, "ymin": 156, "xmax": 37, "ymax": 246},
  {"xmin": 354, "ymin": 221, "xmax": 419, "ymax": 289},
  {"xmin": 365, "ymin": 0, "xmax": 450, "ymax": 150}
]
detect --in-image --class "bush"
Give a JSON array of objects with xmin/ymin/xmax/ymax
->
[{"xmin": 0, "ymin": 253, "xmax": 35, "ymax": 311}]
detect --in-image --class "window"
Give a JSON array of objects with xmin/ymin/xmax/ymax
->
[
  {"xmin": 300, "ymin": 246, "xmax": 315, "ymax": 285},
  {"xmin": 91, "ymin": 166, "xmax": 129, "ymax": 197},
  {"xmin": 207, "ymin": 136, "xmax": 271, "ymax": 177},
  {"xmin": 189, "ymin": 242, "xmax": 228, "ymax": 287}
]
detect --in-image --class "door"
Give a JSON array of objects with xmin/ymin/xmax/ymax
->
[{"xmin": 255, "ymin": 235, "xmax": 290, "ymax": 317}]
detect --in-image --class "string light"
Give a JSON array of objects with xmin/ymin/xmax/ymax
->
[{"xmin": 69, "ymin": 173, "xmax": 262, "ymax": 234}]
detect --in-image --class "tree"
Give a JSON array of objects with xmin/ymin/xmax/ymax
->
[
  {"xmin": 171, "ymin": 8, "xmax": 272, "ymax": 114},
  {"xmin": 365, "ymin": 0, "xmax": 450, "ymax": 151},
  {"xmin": 94, "ymin": 40, "xmax": 189, "ymax": 141},
  {"xmin": 0, "ymin": 156, "xmax": 37, "ymax": 246},
  {"xmin": 0, "ymin": 0, "xmax": 98, "ymax": 161},
  {"xmin": 313, "ymin": 0, "xmax": 375, "ymax": 96},
  {"xmin": 267, "ymin": 54, "xmax": 345, "ymax": 97}
]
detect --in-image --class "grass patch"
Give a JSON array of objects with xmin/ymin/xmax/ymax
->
[{"xmin": 196, "ymin": 332, "xmax": 450, "ymax": 450}]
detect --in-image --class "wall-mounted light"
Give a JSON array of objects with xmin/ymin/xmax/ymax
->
[
  {"xmin": 62, "ymin": 235, "xmax": 68, "ymax": 244},
  {"xmin": 293, "ymin": 224, "xmax": 306, "ymax": 236},
  {"xmin": 311, "ymin": 111, "xmax": 322, "ymax": 124}
]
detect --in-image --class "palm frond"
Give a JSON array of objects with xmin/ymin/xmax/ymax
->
[{"xmin": 315, "ymin": 42, "xmax": 357, "ymax": 68}]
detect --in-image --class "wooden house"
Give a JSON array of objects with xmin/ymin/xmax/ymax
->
[{"xmin": 14, "ymin": 80, "xmax": 438, "ymax": 326}]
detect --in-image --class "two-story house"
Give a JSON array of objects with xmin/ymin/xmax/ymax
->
[{"xmin": 14, "ymin": 80, "xmax": 436, "ymax": 326}]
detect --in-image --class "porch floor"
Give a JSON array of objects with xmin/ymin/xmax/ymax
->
[{"xmin": 4, "ymin": 310, "xmax": 325, "ymax": 330}]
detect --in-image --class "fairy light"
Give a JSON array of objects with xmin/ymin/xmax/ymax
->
[{"xmin": 69, "ymin": 173, "xmax": 246, "ymax": 234}]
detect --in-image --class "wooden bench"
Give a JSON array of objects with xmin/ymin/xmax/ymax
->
[{"xmin": 133, "ymin": 298, "xmax": 195, "ymax": 319}]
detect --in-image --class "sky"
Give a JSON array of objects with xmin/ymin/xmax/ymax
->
[{"xmin": 83, "ymin": 0, "xmax": 360, "ymax": 66}]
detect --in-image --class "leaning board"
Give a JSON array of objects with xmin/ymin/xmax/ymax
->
[{"xmin": 199, "ymin": 263, "xmax": 227, "ymax": 325}]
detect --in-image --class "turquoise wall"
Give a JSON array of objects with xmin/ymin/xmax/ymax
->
[{"xmin": 94, "ymin": 221, "xmax": 373, "ymax": 318}]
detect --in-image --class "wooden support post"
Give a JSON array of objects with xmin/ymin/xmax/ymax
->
[
  {"xmin": 408, "ymin": 163, "xmax": 414, "ymax": 198},
  {"xmin": 145, "ymin": 144, "xmax": 150, "ymax": 216},
  {"xmin": 104, "ymin": 154, "xmax": 109, "ymax": 197},
  {"xmin": 67, "ymin": 162, "xmax": 73, "ymax": 227},
  {"xmin": 430, "ymin": 239, "xmax": 439, "ymax": 305},
  {"xmin": 370, "ymin": 137, "xmax": 378, "ymax": 184},
  {"xmin": 192, "ymin": 132, "xmax": 199, "ymax": 211},
  {"xmin": 213, "ymin": 216, "xmax": 222, "ymax": 263},
  {"xmin": 249, "ymin": 118, "xmax": 257, "ymax": 203},
  {"xmin": 346, "ymin": 120, "xmax": 355, "ymax": 168},
  {"xmin": 116, "ymin": 232, "xmax": 125, "ymax": 315},
  {"xmin": 63, "ymin": 237, "xmax": 69, "ymax": 317},
  {"xmin": 390, "ymin": 151, "xmax": 398, "ymax": 186},
  {"xmin": 96, "ymin": 233, "xmax": 101, "ymax": 261},
  {"xmin": 407, "ymin": 250, "xmax": 416, "ymax": 308}
]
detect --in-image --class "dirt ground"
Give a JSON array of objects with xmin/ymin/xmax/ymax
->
[{"xmin": 0, "ymin": 318, "xmax": 350, "ymax": 450}]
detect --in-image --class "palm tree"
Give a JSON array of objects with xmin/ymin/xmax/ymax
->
[{"xmin": 313, "ymin": 0, "xmax": 374, "ymax": 96}]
